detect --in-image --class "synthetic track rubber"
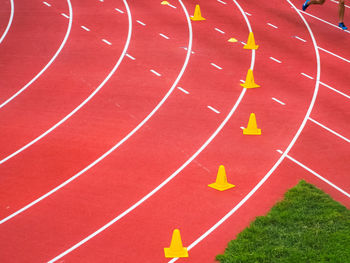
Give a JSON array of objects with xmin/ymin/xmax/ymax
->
[{"xmin": 0, "ymin": 0, "xmax": 69, "ymax": 103}]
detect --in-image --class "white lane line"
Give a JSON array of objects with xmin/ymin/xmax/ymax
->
[
  {"xmin": 136, "ymin": 20, "xmax": 146, "ymax": 26},
  {"xmin": 215, "ymin": 28, "xmax": 225, "ymax": 34},
  {"xmin": 272, "ymin": 97, "xmax": 286, "ymax": 105},
  {"xmin": 309, "ymin": 117, "xmax": 350, "ymax": 143},
  {"xmin": 81, "ymin": 26, "xmax": 90, "ymax": 32},
  {"xmin": 330, "ymin": 0, "xmax": 350, "ymax": 8},
  {"xmin": 150, "ymin": 69, "xmax": 161, "ymax": 77},
  {"xmin": 61, "ymin": 13, "xmax": 69, "ymax": 19},
  {"xmin": 211, "ymin": 63, "xmax": 223, "ymax": 70},
  {"xmin": 207, "ymin": 106, "xmax": 220, "ymax": 114},
  {"xmin": 300, "ymin": 9, "xmax": 350, "ymax": 33},
  {"xmin": 126, "ymin": 54, "xmax": 135, "ymax": 60},
  {"xmin": 217, "ymin": 0, "xmax": 227, "ymax": 4},
  {"xmin": 320, "ymin": 81, "xmax": 350, "ymax": 100},
  {"xmin": 115, "ymin": 8, "xmax": 124, "ymax": 13},
  {"xmin": 168, "ymin": 3, "xmax": 177, "ymax": 8},
  {"xmin": 159, "ymin": 33, "xmax": 170, "ymax": 39},
  {"xmin": 318, "ymin": 46, "xmax": 350, "ymax": 63},
  {"xmin": 295, "ymin": 35, "xmax": 307, "ymax": 42},
  {"xmin": 0, "ymin": 0, "xmax": 14, "ymax": 44},
  {"xmin": 0, "ymin": 0, "xmax": 73, "ymax": 109},
  {"xmin": 277, "ymin": 150, "xmax": 350, "ymax": 198},
  {"xmin": 267, "ymin": 22, "xmax": 278, "ymax": 29},
  {"xmin": 269, "ymin": 57, "xmax": 282, "ymax": 63},
  {"xmin": 240, "ymin": 79, "xmax": 245, "ymax": 83},
  {"xmin": 167, "ymin": 1, "xmax": 321, "ymax": 260},
  {"xmin": 47, "ymin": 1, "xmax": 194, "ymax": 261},
  {"xmin": 183, "ymin": 47, "xmax": 195, "ymax": 54},
  {"xmin": 245, "ymin": 12, "xmax": 252, "ymax": 16},
  {"xmin": 301, "ymin": 72, "xmax": 314, "ymax": 79},
  {"xmin": 102, "ymin": 39, "xmax": 112, "ymax": 45},
  {"xmin": 43, "ymin": 1, "xmax": 51, "ymax": 7},
  {"xmin": 240, "ymin": 126, "xmax": 244, "ymax": 130},
  {"xmin": 177, "ymin": 87, "xmax": 189, "ymax": 94}
]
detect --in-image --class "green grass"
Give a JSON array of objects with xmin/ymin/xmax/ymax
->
[{"xmin": 216, "ymin": 180, "xmax": 350, "ymax": 263}]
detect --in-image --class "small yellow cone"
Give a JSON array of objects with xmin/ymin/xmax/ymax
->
[
  {"xmin": 240, "ymin": 69, "xmax": 260, "ymax": 89},
  {"xmin": 228, "ymin": 38, "xmax": 238, "ymax": 43},
  {"xmin": 164, "ymin": 229, "xmax": 189, "ymax": 258},
  {"xmin": 161, "ymin": 1, "xmax": 170, "ymax": 5},
  {"xmin": 190, "ymin": 4, "xmax": 206, "ymax": 21},
  {"xmin": 208, "ymin": 165, "xmax": 235, "ymax": 191},
  {"xmin": 243, "ymin": 32, "xmax": 259, "ymax": 50},
  {"xmin": 243, "ymin": 113, "xmax": 261, "ymax": 135}
]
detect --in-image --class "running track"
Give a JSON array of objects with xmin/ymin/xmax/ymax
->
[{"xmin": 0, "ymin": 0, "xmax": 349, "ymax": 262}]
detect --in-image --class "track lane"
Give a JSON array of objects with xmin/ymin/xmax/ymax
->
[
  {"xmin": 0, "ymin": 0, "xmax": 129, "ymax": 159},
  {"xmin": 0, "ymin": 0, "xmax": 70, "ymax": 104}
]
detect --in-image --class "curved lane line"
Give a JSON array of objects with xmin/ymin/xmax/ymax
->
[
  {"xmin": 168, "ymin": 0, "xmax": 321, "ymax": 260},
  {"xmin": 0, "ymin": 0, "xmax": 14, "ymax": 44},
  {"xmin": 0, "ymin": 0, "xmax": 191, "ymax": 226},
  {"xmin": 0, "ymin": 0, "xmax": 73, "ymax": 109},
  {"xmin": 48, "ymin": 0, "xmax": 252, "ymax": 261}
]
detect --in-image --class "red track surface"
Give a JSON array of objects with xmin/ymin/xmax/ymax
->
[{"xmin": 0, "ymin": 0, "xmax": 349, "ymax": 262}]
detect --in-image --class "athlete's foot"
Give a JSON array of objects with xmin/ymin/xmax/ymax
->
[
  {"xmin": 302, "ymin": 0, "xmax": 310, "ymax": 11},
  {"xmin": 339, "ymin": 22, "xmax": 348, "ymax": 30}
]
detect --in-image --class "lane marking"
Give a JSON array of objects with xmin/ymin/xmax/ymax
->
[
  {"xmin": 136, "ymin": 20, "xmax": 146, "ymax": 26},
  {"xmin": 272, "ymin": 97, "xmax": 286, "ymax": 105},
  {"xmin": 81, "ymin": 26, "xmax": 90, "ymax": 32},
  {"xmin": 277, "ymin": 150, "xmax": 350, "ymax": 198},
  {"xmin": 61, "ymin": 13, "xmax": 69, "ymax": 19},
  {"xmin": 168, "ymin": 3, "xmax": 177, "ymax": 8},
  {"xmin": 267, "ymin": 22, "xmax": 278, "ymax": 29},
  {"xmin": 207, "ymin": 106, "xmax": 220, "ymax": 114},
  {"xmin": 159, "ymin": 33, "xmax": 170, "ymax": 39},
  {"xmin": 183, "ymin": 47, "xmax": 195, "ymax": 54},
  {"xmin": 309, "ymin": 117, "xmax": 350, "ymax": 143},
  {"xmin": 217, "ymin": 0, "xmax": 227, "ymax": 4},
  {"xmin": 330, "ymin": 0, "xmax": 350, "ymax": 8},
  {"xmin": 43, "ymin": 1, "xmax": 51, "ymax": 7},
  {"xmin": 0, "ymin": 0, "xmax": 14, "ymax": 44},
  {"xmin": 150, "ymin": 69, "xmax": 161, "ymax": 76},
  {"xmin": 126, "ymin": 54, "xmax": 135, "ymax": 60},
  {"xmin": 102, "ymin": 39, "xmax": 112, "ymax": 45},
  {"xmin": 211, "ymin": 63, "xmax": 223, "ymax": 70},
  {"xmin": 318, "ymin": 46, "xmax": 350, "ymax": 63},
  {"xmin": 115, "ymin": 8, "xmax": 124, "ymax": 13},
  {"xmin": 215, "ymin": 28, "xmax": 225, "ymax": 34},
  {"xmin": 47, "ymin": 0, "xmax": 195, "ymax": 260},
  {"xmin": 295, "ymin": 35, "xmax": 307, "ymax": 42},
  {"xmin": 300, "ymin": 9, "xmax": 350, "ymax": 33},
  {"xmin": 0, "ymin": 0, "xmax": 73, "ymax": 109},
  {"xmin": 240, "ymin": 126, "xmax": 244, "ymax": 130},
  {"xmin": 320, "ymin": 81, "xmax": 350, "ymax": 100},
  {"xmin": 269, "ymin": 57, "xmax": 282, "ymax": 63},
  {"xmin": 245, "ymin": 12, "xmax": 252, "ymax": 16},
  {"xmin": 168, "ymin": 1, "xmax": 321, "ymax": 260},
  {"xmin": 240, "ymin": 79, "xmax": 245, "ymax": 83},
  {"xmin": 177, "ymin": 87, "xmax": 189, "ymax": 94},
  {"xmin": 301, "ymin": 72, "xmax": 314, "ymax": 79}
]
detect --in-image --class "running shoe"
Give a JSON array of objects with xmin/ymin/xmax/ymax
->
[
  {"xmin": 302, "ymin": 0, "xmax": 310, "ymax": 11},
  {"xmin": 339, "ymin": 22, "xmax": 348, "ymax": 30}
]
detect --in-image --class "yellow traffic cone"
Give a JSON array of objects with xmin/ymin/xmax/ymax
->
[
  {"xmin": 243, "ymin": 113, "xmax": 261, "ymax": 135},
  {"xmin": 208, "ymin": 165, "xmax": 235, "ymax": 191},
  {"xmin": 228, "ymin": 38, "xmax": 238, "ymax": 43},
  {"xmin": 161, "ymin": 1, "xmax": 170, "ymax": 5},
  {"xmin": 240, "ymin": 69, "xmax": 260, "ymax": 89},
  {"xmin": 190, "ymin": 4, "xmax": 206, "ymax": 21},
  {"xmin": 164, "ymin": 229, "xmax": 189, "ymax": 258},
  {"xmin": 243, "ymin": 32, "xmax": 259, "ymax": 50}
]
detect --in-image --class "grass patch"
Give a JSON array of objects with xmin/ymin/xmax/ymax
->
[{"xmin": 216, "ymin": 180, "xmax": 350, "ymax": 263}]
